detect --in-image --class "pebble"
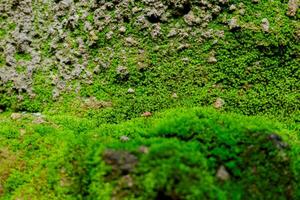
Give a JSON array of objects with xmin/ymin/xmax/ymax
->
[
  {"xmin": 261, "ymin": 18, "xmax": 270, "ymax": 32},
  {"xmin": 120, "ymin": 135, "xmax": 130, "ymax": 142},
  {"xmin": 127, "ymin": 88, "xmax": 135, "ymax": 94},
  {"xmin": 11, "ymin": 113, "xmax": 22, "ymax": 120},
  {"xmin": 141, "ymin": 112, "xmax": 152, "ymax": 117},
  {"xmin": 216, "ymin": 165, "xmax": 230, "ymax": 181},
  {"xmin": 213, "ymin": 98, "xmax": 225, "ymax": 109}
]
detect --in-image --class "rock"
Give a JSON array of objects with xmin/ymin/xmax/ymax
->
[
  {"xmin": 116, "ymin": 66, "xmax": 129, "ymax": 76},
  {"xmin": 184, "ymin": 11, "xmax": 200, "ymax": 26},
  {"xmin": 127, "ymin": 88, "xmax": 135, "ymax": 94},
  {"xmin": 177, "ymin": 43, "xmax": 190, "ymax": 51},
  {"xmin": 228, "ymin": 17, "xmax": 240, "ymax": 30},
  {"xmin": 208, "ymin": 55, "xmax": 217, "ymax": 63},
  {"xmin": 141, "ymin": 112, "xmax": 152, "ymax": 117},
  {"xmin": 20, "ymin": 129, "xmax": 26, "ymax": 136},
  {"xmin": 219, "ymin": 0, "xmax": 229, "ymax": 4},
  {"xmin": 171, "ymin": 93, "xmax": 178, "ymax": 98},
  {"xmin": 119, "ymin": 26, "xmax": 126, "ymax": 34},
  {"xmin": 229, "ymin": 4, "xmax": 237, "ymax": 11},
  {"xmin": 120, "ymin": 135, "xmax": 130, "ymax": 142},
  {"xmin": 216, "ymin": 165, "xmax": 230, "ymax": 181},
  {"xmin": 32, "ymin": 117, "xmax": 46, "ymax": 124},
  {"xmin": 138, "ymin": 146, "xmax": 149, "ymax": 154},
  {"xmin": 106, "ymin": 31, "xmax": 114, "ymax": 40},
  {"xmin": 151, "ymin": 23, "xmax": 161, "ymax": 38},
  {"xmin": 103, "ymin": 149, "xmax": 138, "ymax": 174},
  {"xmin": 125, "ymin": 37, "xmax": 138, "ymax": 46},
  {"xmin": 287, "ymin": 0, "xmax": 298, "ymax": 17},
  {"xmin": 268, "ymin": 133, "xmax": 289, "ymax": 149},
  {"xmin": 32, "ymin": 113, "xmax": 42, "ymax": 117},
  {"xmin": 167, "ymin": 28, "xmax": 177, "ymax": 37},
  {"xmin": 11, "ymin": 113, "xmax": 22, "ymax": 120},
  {"xmin": 213, "ymin": 98, "xmax": 225, "ymax": 109},
  {"xmin": 261, "ymin": 18, "xmax": 270, "ymax": 32}
]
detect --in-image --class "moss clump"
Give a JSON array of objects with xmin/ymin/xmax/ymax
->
[{"xmin": 0, "ymin": 107, "xmax": 299, "ymax": 199}]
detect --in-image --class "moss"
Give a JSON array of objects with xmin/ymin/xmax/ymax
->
[
  {"xmin": 14, "ymin": 52, "xmax": 32, "ymax": 62},
  {"xmin": 0, "ymin": 108, "xmax": 299, "ymax": 199}
]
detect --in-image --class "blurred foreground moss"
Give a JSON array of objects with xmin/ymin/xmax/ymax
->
[{"xmin": 0, "ymin": 107, "xmax": 299, "ymax": 199}]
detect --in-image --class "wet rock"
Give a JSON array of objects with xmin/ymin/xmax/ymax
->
[
  {"xmin": 261, "ymin": 18, "xmax": 269, "ymax": 32},
  {"xmin": 216, "ymin": 165, "xmax": 230, "ymax": 181},
  {"xmin": 287, "ymin": 0, "xmax": 298, "ymax": 17}
]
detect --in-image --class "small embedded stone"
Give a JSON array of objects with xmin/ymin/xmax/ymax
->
[
  {"xmin": 213, "ymin": 98, "xmax": 225, "ymax": 109},
  {"xmin": 120, "ymin": 136, "xmax": 130, "ymax": 142},
  {"xmin": 216, "ymin": 165, "xmax": 230, "ymax": 181},
  {"xmin": 141, "ymin": 112, "xmax": 152, "ymax": 117},
  {"xmin": 127, "ymin": 88, "xmax": 135, "ymax": 94},
  {"xmin": 11, "ymin": 113, "xmax": 22, "ymax": 120},
  {"xmin": 119, "ymin": 26, "xmax": 126, "ymax": 34},
  {"xmin": 171, "ymin": 93, "xmax": 178, "ymax": 98},
  {"xmin": 261, "ymin": 18, "xmax": 270, "ymax": 32},
  {"xmin": 287, "ymin": 0, "xmax": 298, "ymax": 17},
  {"xmin": 138, "ymin": 146, "xmax": 149, "ymax": 154}
]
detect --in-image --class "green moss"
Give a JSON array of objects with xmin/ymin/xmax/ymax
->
[
  {"xmin": 0, "ymin": 108, "xmax": 299, "ymax": 199},
  {"xmin": 14, "ymin": 52, "xmax": 32, "ymax": 61}
]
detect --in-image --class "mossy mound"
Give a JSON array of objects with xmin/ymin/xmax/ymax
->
[{"xmin": 1, "ymin": 107, "xmax": 299, "ymax": 199}]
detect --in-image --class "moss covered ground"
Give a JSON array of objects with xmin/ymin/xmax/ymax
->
[
  {"xmin": 0, "ymin": 0, "xmax": 299, "ymax": 199},
  {"xmin": 0, "ymin": 108, "xmax": 300, "ymax": 199}
]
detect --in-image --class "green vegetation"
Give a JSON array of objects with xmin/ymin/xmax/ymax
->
[
  {"xmin": 0, "ymin": 108, "xmax": 299, "ymax": 199},
  {"xmin": 0, "ymin": 0, "xmax": 299, "ymax": 199}
]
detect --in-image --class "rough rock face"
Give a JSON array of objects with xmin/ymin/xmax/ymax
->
[
  {"xmin": 0, "ymin": 0, "xmax": 298, "ymax": 119},
  {"xmin": 0, "ymin": 0, "xmax": 229, "ymax": 101}
]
